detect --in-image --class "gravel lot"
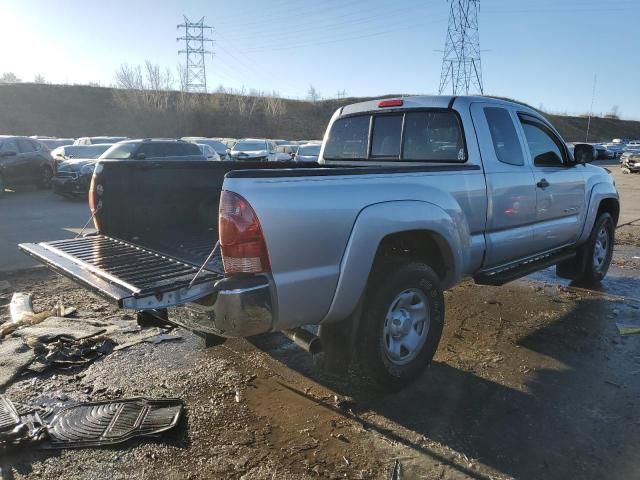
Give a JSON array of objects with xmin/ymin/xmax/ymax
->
[{"xmin": 0, "ymin": 165, "xmax": 639, "ymax": 479}]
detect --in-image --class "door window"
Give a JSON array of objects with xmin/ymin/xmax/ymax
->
[
  {"xmin": 519, "ymin": 119, "xmax": 566, "ymax": 167},
  {"xmin": 484, "ymin": 107, "xmax": 524, "ymax": 166},
  {"xmin": 137, "ymin": 143, "xmax": 167, "ymax": 158},
  {"xmin": 17, "ymin": 138, "xmax": 36, "ymax": 153}
]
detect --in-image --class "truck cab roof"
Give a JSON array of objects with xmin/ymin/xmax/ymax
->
[{"xmin": 340, "ymin": 95, "xmax": 539, "ymax": 117}]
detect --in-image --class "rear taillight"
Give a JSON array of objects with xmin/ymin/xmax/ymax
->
[{"xmin": 219, "ymin": 191, "xmax": 270, "ymax": 274}]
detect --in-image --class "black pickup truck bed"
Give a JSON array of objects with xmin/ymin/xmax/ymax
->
[{"xmin": 20, "ymin": 160, "xmax": 321, "ymax": 309}]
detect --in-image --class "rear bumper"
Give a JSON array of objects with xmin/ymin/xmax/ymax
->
[{"xmin": 171, "ymin": 276, "xmax": 273, "ymax": 337}]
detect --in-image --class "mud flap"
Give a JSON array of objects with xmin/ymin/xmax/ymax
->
[{"xmin": 43, "ymin": 397, "xmax": 183, "ymax": 448}]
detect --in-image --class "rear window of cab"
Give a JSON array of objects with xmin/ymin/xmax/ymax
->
[{"xmin": 323, "ymin": 110, "xmax": 466, "ymax": 162}]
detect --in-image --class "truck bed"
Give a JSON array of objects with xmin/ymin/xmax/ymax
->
[{"xmin": 19, "ymin": 160, "xmax": 325, "ymax": 309}]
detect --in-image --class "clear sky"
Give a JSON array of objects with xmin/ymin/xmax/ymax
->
[{"xmin": 2, "ymin": 0, "xmax": 639, "ymax": 118}]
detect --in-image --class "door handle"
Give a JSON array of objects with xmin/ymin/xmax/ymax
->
[{"xmin": 536, "ymin": 178, "xmax": 550, "ymax": 188}]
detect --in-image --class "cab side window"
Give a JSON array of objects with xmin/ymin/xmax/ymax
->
[
  {"xmin": 519, "ymin": 117, "xmax": 566, "ymax": 167},
  {"xmin": 484, "ymin": 107, "xmax": 524, "ymax": 166}
]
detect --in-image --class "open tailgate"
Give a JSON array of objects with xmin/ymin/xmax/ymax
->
[{"xmin": 19, "ymin": 235, "xmax": 221, "ymax": 310}]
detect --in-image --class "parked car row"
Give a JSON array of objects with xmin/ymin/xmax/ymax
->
[{"xmin": 1, "ymin": 133, "xmax": 324, "ymax": 198}]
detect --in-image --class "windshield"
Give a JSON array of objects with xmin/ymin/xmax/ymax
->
[
  {"xmin": 100, "ymin": 142, "xmax": 138, "ymax": 159},
  {"xmin": 75, "ymin": 144, "xmax": 111, "ymax": 158},
  {"xmin": 234, "ymin": 141, "xmax": 266, "ymax": 151},
  {"xmin": 298, "ymin": 145, "xmax": 321, "ymax": 156}
]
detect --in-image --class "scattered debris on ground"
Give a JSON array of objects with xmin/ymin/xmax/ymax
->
[{"xmin": 0, "ymin": 292, "xmax": 181, "ymax": 390}]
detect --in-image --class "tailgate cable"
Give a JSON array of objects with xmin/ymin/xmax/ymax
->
[
  {"xmin": 74, "ymin": 204, "xmax": 102, "ymax": 239},
  {"xmin": 188, "ymin": 241, "xmax": 222, "ymax": 288}
]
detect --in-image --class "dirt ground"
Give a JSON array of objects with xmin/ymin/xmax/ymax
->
[{"xmin": 1, "ymin": 167, "xmax": 639, "ymax": 480}]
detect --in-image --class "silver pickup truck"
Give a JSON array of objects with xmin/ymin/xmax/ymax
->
[{"xmin": 20, "ymin": 96, "xmax": 620, "ymax": 390}]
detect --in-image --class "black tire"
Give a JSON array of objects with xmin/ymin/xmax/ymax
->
[
  {"xmin": 0, "ymin": 174, "xmax": 5, "ymax": 196},
  {"xmin": 557, "ymin": 213, "xmax": 615, "ymax": 285},
  {"xmin": 357, "ymin": 260, "xmax": 444, "ymax": 392},
  {"xmin": 36, "ymin": 166, "xmax": 53, "ymax": 190}
]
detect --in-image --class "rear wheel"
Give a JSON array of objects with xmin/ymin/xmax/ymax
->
[
  {"xmin": 36, "ymin": 167, "xmax": 53, "ymax": 189},
  {"xmin": 357, "ymin": 260, "xmax": 444, "ymax": 391}
]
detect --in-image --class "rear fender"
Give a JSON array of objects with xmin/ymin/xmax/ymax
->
[{"xmin": 321, "ymin": 200, "xmax": 469, "ymax": 324}]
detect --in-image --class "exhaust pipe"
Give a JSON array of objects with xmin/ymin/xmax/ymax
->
[{"xmin": 282, "ymin": 328, "xmax": 322, "ymax": 355}]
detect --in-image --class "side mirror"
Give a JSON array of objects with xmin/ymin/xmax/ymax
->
[
  {"xmin": 0, "ymin": 151, "xmax": 17, "ymax": 157},
  {"xmin": 135, "ymin": 152, "xmax": 146, "ymax": 160},
  {"xmin": 573, "ymin": 144, "xmax": 594, "ymax": 164}
]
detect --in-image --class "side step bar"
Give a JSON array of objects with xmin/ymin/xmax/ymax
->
[{"xmin": 474, "ymin": 250, "xmax": 576, "ymax": 286}]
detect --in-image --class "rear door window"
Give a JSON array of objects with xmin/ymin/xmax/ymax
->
[
  {"xmin": 323, "ymin": 115, "xmax": 370, "ymax": 160},
  {"xmin": 137, "ymin": 143, "xmax": 167, "ymax": 158},
  {"xmin": 17, "ymin": 138, "xmax": 37, "ymax": 153},
  {"xmin": 169, "ymin": 142, "xmax": 201, "ymax": 156},
  {"xmin": 371, "ymin": 115, "xmax": 402, "ymax": 158},
  {"xmin": 484, "ymin": 107, "xmax": 524, "ymax": 166},
  {"xmin": 402, "ymin": 112, "xmax": 465, "ymax": 162}
]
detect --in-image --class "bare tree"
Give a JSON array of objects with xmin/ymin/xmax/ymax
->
[
  {"xmin": 264, "ymin": 91, "xmax": 286, "ymax": 118},
  {"xmin": 33, "ymin": 74, "xmax": 46, "ymax": 84},
  {"xmin": 245, "ymin": 89, "xmax": 263, "ymax": 118},
  {"xmin": 307, "ymin": 84, "xmax": 321, "ymax": 103},
  {"xmin": 0, "ymin": 72, "xmax": 21, "ymax": 84},
  {"xmin": 114, "ymin": 64, "xmax": 143, "ymax": 90}
]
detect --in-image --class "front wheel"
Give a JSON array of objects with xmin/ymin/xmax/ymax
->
[
  {"xmin": 357, "ymin": 260, "xmax": 444, "ymax": 392},
  {"xmin": 36, "ymin": 167, "xmax": 53, "ymax": 189},
  {"xmin": 557, "ymin": 212, "xmax": 615, "ymax": 285}
]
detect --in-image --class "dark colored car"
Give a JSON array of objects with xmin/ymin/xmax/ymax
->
[
  {"xmin": 50, "ymin": 144, "xmax": 113, "ymax": 170},
  {"xmin": 0, "ymin": 136, "xmax": 54, "ymax": 195},
  {"xmin": 53, "ymin": 139, "xmax": 205, "ymax": 197},
  {"xmin": 34, "ymin": 138, "xmax": 75, "ymax": 150}
]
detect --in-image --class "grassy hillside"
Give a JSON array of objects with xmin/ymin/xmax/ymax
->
[{"xmin": 1, "ymin": 83, "xmax": 638, "ymax": 142}]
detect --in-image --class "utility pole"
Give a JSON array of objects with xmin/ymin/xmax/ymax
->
[
  {"xmin": 438, "ymin": 0, "xmax": 484, "ymax": 95},
  {"xmin": 585, "ymin": 74, "xmax": 597, "ymax": 143},
  {"xmin": 177, "ymin": 16, "xmax": 214, "ymax": 93}
]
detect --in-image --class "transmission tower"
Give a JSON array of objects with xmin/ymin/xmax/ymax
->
[
  {"xmin": 177, "ymin": 16, "xmax": 214, "ymax": 93},
  {"xmin": 438, "ymin": 0, "xmax": 484, "ymax": 96}
]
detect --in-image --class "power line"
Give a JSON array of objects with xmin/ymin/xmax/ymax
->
[
  {"xmin": 239, "ymin": 17, "xmax": 445, "ymax": 55},
  {"xmin": 438, "ymin": 0, "xmax": 484, "ymax": 96},
  {"xmin": 177, "ymin": 16, "xmax": 214, "ymax": 93},
  {"xmin": 229, "ymin": 1, "xmax": 433, "ymax": 51}
]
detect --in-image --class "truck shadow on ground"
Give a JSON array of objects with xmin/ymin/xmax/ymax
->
[{"xmin": 251, "ymin": 296, "xmax": 640, "ymax": 480}]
